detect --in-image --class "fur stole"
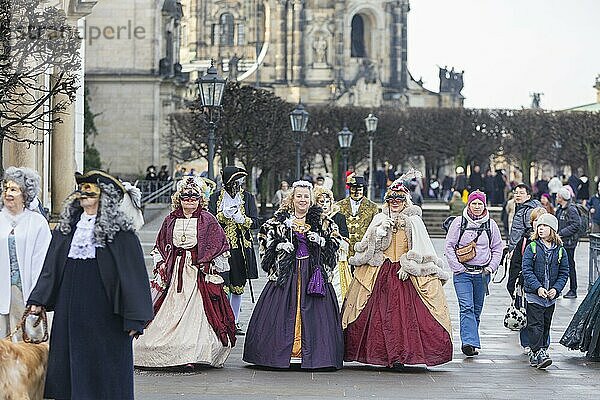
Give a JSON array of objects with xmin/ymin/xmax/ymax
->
[
  {"xmin": 349, "ymin": 205, "xmax": 451, "ymax": 282},
  {"xmin": 258, "ymin": 206, "xmax": 338, "ymax": 286}
]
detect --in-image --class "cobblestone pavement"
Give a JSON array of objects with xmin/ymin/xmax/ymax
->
[{"xmin": 135, "ymin": 239, "xmax": 600, "ymax": 399}]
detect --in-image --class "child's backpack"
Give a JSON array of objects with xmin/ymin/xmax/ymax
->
[{"xmin": 529, "ymin": 241, "xmax": 564, "ymax": 264}]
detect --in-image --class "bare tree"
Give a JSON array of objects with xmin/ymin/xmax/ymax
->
[{"xmin": 0, "ymin": 0, "xmax": 81, "ymax": 171}]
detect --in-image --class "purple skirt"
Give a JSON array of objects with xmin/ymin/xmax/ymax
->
[{"xmin": 243, "ymin": 258, "xmax": 343, "ymax": 369}]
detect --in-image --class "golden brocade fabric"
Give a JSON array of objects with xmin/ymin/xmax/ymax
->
[{"xmin": 336, "ymin": 197, "xmax": 379, "ymax": 257}]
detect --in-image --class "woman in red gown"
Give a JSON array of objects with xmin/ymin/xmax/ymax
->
[{"xmin": 342, "ymin": 176, "xmax": 453, "ymax": 367}]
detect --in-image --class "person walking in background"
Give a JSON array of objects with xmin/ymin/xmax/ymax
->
[
  {"xmin": 272, "ymin": 180, "xmax": 291, "ymax": 210},
  {"xmin": 442, "ymin": 174, "xmax": 454, "ymax": 202},
  {"xmin": 454, "ymin": 167, "xmax": 467, "ymax": 200},
  {"xmin": 588, "ymin": 182, "xmax": 600, "ymax": 233},
  {"xmin": 492, "ymin": 169, "xmax": 507, "ymax": 206},
  {"xmin": 521, "ymin": 214, "xmax": 569, "ymax": 369},
  {"xmin": 0, "ymin": 167, "xmax": 52, "ymax": 340},
  {"xmin": 449, "ymin": 191, "xmax": 465, "ymax": 216},
  {"xmin": 445, "ymin": 191, "xmax": 504, "ymax": 357},
  {"xmin": 535, "ymin": 176, "xmax": 549, "ymax": 198},
  {"xmin": 568, "ymin": 169, "xmax": 583, "ymax": 199},
  {"xmin": 548, "ymin": 175, "xmax": 562, "ymax": 206},
  {"xmin": 577, "ymin": 174, "xmax": 590, "ymax": 206},
  {"xmin": 468, "ymin": 165, "xmax": 484, "ymax": 192},
  {"xmin": 540, "ymin": 193, "xmax": 554, "ymax": 215},
  {"xmin": 508, "ymin": 184, "xmax": 542, "ymax": 253},
  {"xmin": 483, "ymin": 169, "xmax": 495, "ymax": 204},
  {"xmin": 158, "ymin": 165, "xmax": 170, "ymax": 181},
  {"xmin": 555, "ymin": 187, "xmax": 582, "ymax": 299}
]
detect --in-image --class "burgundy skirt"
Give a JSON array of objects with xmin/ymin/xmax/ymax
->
[{"xmin": 344, "ymin": 260, "xmax": 452, "ymax": 367}]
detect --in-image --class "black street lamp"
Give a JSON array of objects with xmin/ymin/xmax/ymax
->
[
  {"xmin": 196, "ymin": 60, "xmax": 226, "ymax": 180},
  {"xmin": 337, "ymin": 126, "xmax": 354, "ymax": 196},
  {"xmin": 364, "ymin": 113, "xmax": 379, "ymax": 201},
  {"xmin": 289, "ymin": 102, "xmax": 309, "ymax": 180}
]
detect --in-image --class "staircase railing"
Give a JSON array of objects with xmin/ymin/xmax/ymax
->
[{"xmin": 140, "ymin": 180, "xmax": 174, "ymax": 205}]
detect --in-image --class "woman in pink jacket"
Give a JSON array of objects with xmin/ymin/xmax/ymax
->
[{"xmin": 445, "ymin": 190, "xmax": 504, "ymax": 357}]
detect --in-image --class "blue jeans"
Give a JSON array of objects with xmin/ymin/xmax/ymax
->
[{"xmin": 454, "ymin": 272, "xmax": 489, "ymax": 348}]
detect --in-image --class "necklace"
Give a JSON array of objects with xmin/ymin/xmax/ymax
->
[{"xmin": 180, "ymin": 216, "xmax": 194, "ymax": 243}]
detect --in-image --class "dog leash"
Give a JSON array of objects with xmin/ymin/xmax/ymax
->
[{"xmin": 3, "ymin": 308, "xmax": 49, "ymax": 344}]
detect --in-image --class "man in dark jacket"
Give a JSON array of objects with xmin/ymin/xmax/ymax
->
[
  {"xmin": 555, "ymin": 187, "xmax": 582, "ymax": 298},
  {"xmin": 468, "ymin": 165, "xmax": 484, "ymax": 192},
  {"xmin": 589, "ymin": 182, "xmax": 600, "ymax": 233},
  {"xmin": 508, "ymin": 184, "xmax": 542, "ymax": 252}
]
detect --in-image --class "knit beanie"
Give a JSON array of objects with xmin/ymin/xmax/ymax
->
[
  {"xmin": 467, "ymin": 190, "xmax": 486, "ymax": 205},
  {"xmin": 534, "ymin": 213, "xmax": 559, "ymax": 233},
  {"xmin": 558, "ymin": 186, "xmax": 571, "ymax": 201}
]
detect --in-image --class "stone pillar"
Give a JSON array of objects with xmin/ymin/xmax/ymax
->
[
  {"xmin": 51, "ymin": 87, "xmax": 76, "ymax": 215},
  {"xmin": 399, "ymin": 1, "xmax": 409, "ymax": 90},
  {"xmin": 275, "ymin": 0, "xmax": 287, "ymax": 82},
  {"xmin": 333, "ymin": 0, "xmax": 345, "ymax": 84},
  {"xmin": 389, "ymin": 2, "xmax": 402, "ymax": 87}
]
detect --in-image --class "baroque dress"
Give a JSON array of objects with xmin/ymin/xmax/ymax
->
[
  {"xmin": 28, "ymin": 213, "xmax": 153, "ymax": 400},
  {"xmin": 134, "ymin": 207, "xmax": 236, "ymax": 368},
  {"xmin": 342, "ymin": 206, "xmax": 453, "ymax": 367},
  {"xmin": 560, "ymin": 275, "xmax": 600, "ymax": 359},
  {"xmin": 243, "ymin": 206, "xmax": 343, "ymax": 369}
]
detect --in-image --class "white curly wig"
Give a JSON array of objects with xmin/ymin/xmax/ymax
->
[{"xmin": 0, "ymin": 166, "xmax": 42, "ymax": 209}]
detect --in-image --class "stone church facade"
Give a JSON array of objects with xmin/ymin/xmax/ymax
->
[{"xmin": 182, "ymin": 0, "xmax": 464, "ymax": 108}]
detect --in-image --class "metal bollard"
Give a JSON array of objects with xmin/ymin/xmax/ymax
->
[{"xmin": 589, "ymin": 234, "xmax": 600, "ymax": 291}]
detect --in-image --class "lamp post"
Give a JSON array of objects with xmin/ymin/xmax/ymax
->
[
  {"xmin": 364, "ymin": 113, "xmax": 379, "ymax": 201},
  {"xmin": 196, "ymin": 60, "xmax": 226, "ymax": 181},
  {"xmin": 289, "ymin": 102, "xmax": 309, "ymax": 180},
  {"xmin": 337, "ymin": 126, "xmax": 354, "ymax": 196}
]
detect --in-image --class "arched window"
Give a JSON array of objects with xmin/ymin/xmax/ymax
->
[
  {"xmin": 220, "ymin": 13, "xmax": 234, "ymax": 46},
  {"xmin": 351, "ymin": 14, "xmax": 366, "ymax": 57}
]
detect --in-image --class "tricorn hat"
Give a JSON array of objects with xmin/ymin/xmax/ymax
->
[
  {"xmin": 75, "ymin": 170, "xmax": 125, "ymax": 197},
  {"xmin": 222, "ymin": 166, "xmax": 247, "ymax": 185},
  {"xmin": 346, "ymin": 173, "xmax": 366, "ymax": 187}
]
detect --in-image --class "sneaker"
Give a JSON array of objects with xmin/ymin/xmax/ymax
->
[
  {"xmin": 563, "ymin": 291, "xmax": 577, "ymax": 299},
  {"xmin": 529, "ymin": 352, "xmax": 538, "ymax": 367},
  {"xmin": 536, "ymin": 349, "xmax": 552, "ymax": 369},
  {"xmin": 235, "ymin": 323, "xmax": 245, "ymax": 336},
  {"xmin": 522, "ymin": 346, "xmax": 531, "ymax": 355},
  {"xmin": 461, "ymin": 345, "xmax": 479, "ymax": 357}
]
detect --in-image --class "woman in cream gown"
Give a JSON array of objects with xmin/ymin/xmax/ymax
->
[{"xmin": 134, "ymin": 176, "xmax": 235, "ymax": 368}]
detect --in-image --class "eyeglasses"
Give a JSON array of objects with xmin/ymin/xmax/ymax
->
[{"xmin": 180, "ymin": 193, "xmax": 200, "ymax": 201}]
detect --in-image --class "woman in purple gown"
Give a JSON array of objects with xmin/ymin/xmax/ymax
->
[{"xmin": 243, "ymin": 180, "xmax": 342, "ymax": 369}]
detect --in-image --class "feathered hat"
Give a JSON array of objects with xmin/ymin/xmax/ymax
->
[{"xmin": 384, "ymin": 168, "xmax": 421, "ymax": 201}]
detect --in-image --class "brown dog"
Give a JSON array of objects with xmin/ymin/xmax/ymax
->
[{"xmin": 0, "ymin": 338, "xmax": 48, "ymax": 400}]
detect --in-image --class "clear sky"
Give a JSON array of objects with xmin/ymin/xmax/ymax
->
[{"xmin": 407, "ymin": 0, "xmax": 600, "ymax": 110}]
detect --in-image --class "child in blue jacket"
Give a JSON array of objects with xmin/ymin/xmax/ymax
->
[{"xmin": 521, "ymin": 213, "xmax": 570, "ymax": 369}]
